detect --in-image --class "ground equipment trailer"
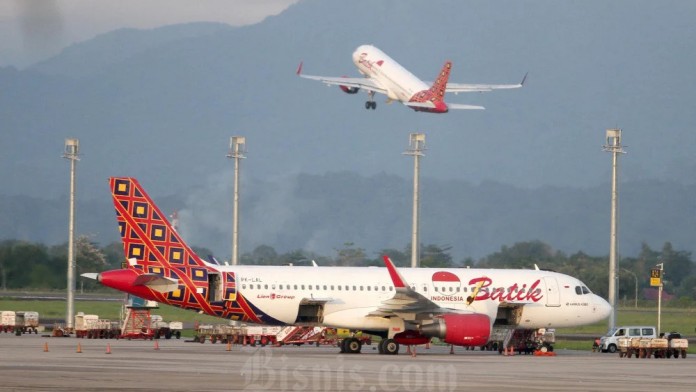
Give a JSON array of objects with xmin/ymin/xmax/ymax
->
[
  {"xmin": 618, "ymin": 335, "xmax": 688, "ymax": 359},
  {"xmin": 1, "ymin": 311, "xmax": 40, "ymax": 335},
  {"xmin": 74, "ymin": 313, "xmax": 120, "ymax": 339}
]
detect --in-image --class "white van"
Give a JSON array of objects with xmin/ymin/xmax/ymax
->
[{"xmin": 599, "ymin": 326, "xmax": 656, "ymax": 353}]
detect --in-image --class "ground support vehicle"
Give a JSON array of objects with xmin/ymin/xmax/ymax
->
[
  {"xmin": 600, "ymin": 326, "xmax": 656, "ymax": 353},
  {"xmin": 193, "ymin": 324, "xmax": 243, "ymax": 344},
  {"xmin": 618, "ymin": 335, "xmax": 688, "ymax": 359},
  {"xmin": 75, "ymin": 313, "xmax": 121, "ymax": 339},
  {"xmin": 1, "ymin": 311, "xmax": 40, "ymax": 335},
  {"xmin": 120, "ymin": 307, "xmax": 154, "ymax": 340},
  {"xmin": 275, "ymin": 326, "xmax": 329, "ymax": 346}
]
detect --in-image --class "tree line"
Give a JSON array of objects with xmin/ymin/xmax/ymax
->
[{"xmin": 1, "ymin": 238, "xmax": 693, "ymax": 305}]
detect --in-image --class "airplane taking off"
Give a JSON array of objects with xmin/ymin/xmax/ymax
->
[
  {"xmin": 297, "ymin": 44, "xmax": 526, "ymax": 113},
  {"xmin": 84, "ymin": 177, "xmax": 610, "ymax": 355}
]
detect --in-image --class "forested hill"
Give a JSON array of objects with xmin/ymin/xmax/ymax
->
[{"xmin": 0, "ymin": 172, "xmax": 693, "ymax": 261}]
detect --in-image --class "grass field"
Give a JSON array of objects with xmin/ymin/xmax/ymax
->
[{"xmin": 0, "ymin": 298, "xmax": 222, "ymax": 325}]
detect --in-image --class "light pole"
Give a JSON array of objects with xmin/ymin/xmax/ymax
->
[
  {"xmin": 654, "ymin": 262, "xmax": 664, "ymax": 336},
  {"xmin": 226, "ymin": 136, "xmax": 246, "ymax": 265},
  {"xmin": 621, "ymin": 268, "xmax": 638, "ymax": 309},
  {"xmin": 63, "ymin": 138, "xmax": 80, "ymax": 331},
  {"xmin": 403, "ymin": 133, "xmax": 426, "ymax": 268},
  {"xmin": 603, "ymin": 128, "xmax": 625, "ymax": 331}
]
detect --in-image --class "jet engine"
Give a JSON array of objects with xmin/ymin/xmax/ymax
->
[
  {"xmin": 420, "ymin": 313, "xmax": 491, "ymax": 346},
  {"xmin": 339, "ymin": 85, "xmax": 360, "ymax": 94},
  {"xmin": 339, "ymin": 76, "xmax": 359, "ymax": 94},
  {"xmin": 393, "ymin": 330, "xmax": 431, "ymax": 346}
]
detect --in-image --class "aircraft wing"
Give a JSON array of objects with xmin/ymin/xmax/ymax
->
[
  {"xmin": 296, "ymin": 62, "xmax": 387, "ymax": 94},
  {"xmin": 444, "ymin": 73, "xmax": 528, "ymax": 93},
  {"xmin": 369, "ymin": 256, "xmax": 496, "ymax": 320},
  {"xmin": 368, "ymin": 256, "xmax": 453, "ymax": 318}
]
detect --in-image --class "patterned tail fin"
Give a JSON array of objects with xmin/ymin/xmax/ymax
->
[
  {"xmin": 110, "ymin": 177, "xmax": 206, "ymax": 272},
  {"xmin": 428, "ymin": 61, "xmax": 452, "ymax": 101}
]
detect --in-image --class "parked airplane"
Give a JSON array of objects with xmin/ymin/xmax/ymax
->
[
  {"xmin": 83, "ymin": 177, "xmax": 610, "ymax": 355},
  {"xmin": 297, "ymin": 44, "xmax": 526, "ymax": 113}
]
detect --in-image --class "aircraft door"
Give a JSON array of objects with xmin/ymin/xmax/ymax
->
[
  {"xmin": 207, "ymin": 272, "xmax": 223, "ymax": 302},
  {"xmin": 543, "ymin": 277, "xmax": 561, "ymax": 307}
]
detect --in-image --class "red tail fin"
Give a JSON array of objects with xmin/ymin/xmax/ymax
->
[
  {"xmin": 110, "ymin": 177, "xmax": 206, "ymax": 271},
  {"xmin": 429, "ymin": 61, "xmax": 452, "ymax": 101}
]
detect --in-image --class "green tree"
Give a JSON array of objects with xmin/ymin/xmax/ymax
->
[
  {"xmin": 420, "ymin": 244, "xmax": 455, "ymax": 268},
  {"xmin": 659, "ymin": 242, "xmax": 692, "ymax": 287},
  {"xmin": 243, "ymin": 245, "xmax": 279, "ymax": 265},
  {"xmin": 334, "ymin": 242, "xmax": 366, "ymax": 266},
  {"xmin": 478, "ymin": 240, "xmax": 563, "ymax": 269},
  {"xmin": 373, "ymin": 248, "xmax": 408, "ymax": 267}
]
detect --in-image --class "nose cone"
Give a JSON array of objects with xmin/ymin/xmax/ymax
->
[{"xmin": 593, "ymin": 295, "xmax": 613, "ymax": 321}]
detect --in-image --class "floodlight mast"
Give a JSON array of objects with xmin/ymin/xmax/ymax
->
[
  {"xmin": 227, "ymin": 136, "xmax": 246, "ymax": 266},
  {"xmin": 403, "ymin": 133, "xmax": 426, "ymax": 268},
  {"xmin": 63, "ymin": 138, "xmax": 80, "ymax": 330},
  {"xmin": 603, "ymin": 128, "xmax": 625, "ymax": 332}
]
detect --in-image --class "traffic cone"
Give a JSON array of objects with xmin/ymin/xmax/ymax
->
[
  {"xmin": 43, "ymin": 342, "xmax": 49, "ymax": 352},
  {"xmin": 77, "ymin": 343, "xmax": 82, "ymax": 353},
  {"xmin": 154, "ymin": 340, "xmax": 159, "ymax": 350},
  {"xmin": 105, "ymin": 343, "xmax": 112, "ymax": 354}
]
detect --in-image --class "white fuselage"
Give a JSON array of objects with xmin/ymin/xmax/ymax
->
[
  {"xmin": 351, "ymin": 44, "xmax": 429, "ymax": 102},
  {"xmin": 220, "ymin": 265, "xmax": 611, "ymax": 331}
]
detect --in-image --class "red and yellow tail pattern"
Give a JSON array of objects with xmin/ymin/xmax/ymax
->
[
  {"xmin": 407, "ymin": 61, "xmax": 452, "ymax": 113},
  {"xmin": 111, "ymin": 177, "xmax": 205, "ymax": 271},
  {"xmin": 428, "ymin": 61, "xmax": 452, "ymax": 100},
  {"xmin": 106, "ymin": 177, "xmax": 280, "ymax": 324}
]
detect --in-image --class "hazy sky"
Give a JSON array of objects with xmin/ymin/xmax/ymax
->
[{"xmin": 0, "ymin": 0, "xmax": 299, "ymax": 68}]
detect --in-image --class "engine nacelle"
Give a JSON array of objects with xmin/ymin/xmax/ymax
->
[
  {"xmin": 420, "ymin": 313, "xmax": 491, "ymax": 347},
  {"xmin": 339, "ymin": 85, "xmax": 360, "ymax": 94},
  {"xmin": 393, "ymin": 330, "xmax": 431, "ymax": 346}
]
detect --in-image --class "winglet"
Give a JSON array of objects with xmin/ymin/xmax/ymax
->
[
  {"xmin": 520, "ymin": 72, "xmax": 529, "ymax": 86},
  {"xmin": 382, "ymin": 255, "xmax": 409, "ymax": 288},
  {"xmin": 296, "ymin": 61, "xmax": 303, "ymax": 76}
]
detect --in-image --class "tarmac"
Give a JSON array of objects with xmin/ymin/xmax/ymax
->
[{"xmin": 0, "ymin": 333, "xmax": 693, "ymax": 391}]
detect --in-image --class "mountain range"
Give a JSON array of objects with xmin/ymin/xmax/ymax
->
[{"xmin": 1, "ymin": 0, "xmax": 695, "ymax": 260}]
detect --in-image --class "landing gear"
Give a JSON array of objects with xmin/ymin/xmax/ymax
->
[
  {"xmin": 364, "ymin": 91, "xmax": 376, "ymax": 110},
  {"xmin": 378, "ymin": 339, "xmax": 399, "ymax": 355},
  {"xmin": 340, "ymin": 337, "xmax": 362, "ymax": 354}
]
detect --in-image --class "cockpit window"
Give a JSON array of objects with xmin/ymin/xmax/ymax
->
[{"xmin": 575, "ymin": 285, "xmax": 592, "ymax": 295}]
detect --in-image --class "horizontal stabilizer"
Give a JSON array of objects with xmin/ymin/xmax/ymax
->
[
  {"xmin": 447, "ymin": 103, "xmax": 485, "ymax": 110},
  {"xmin": 404, "ymin": 101, "xmax": 436, "ymax": 109},
  {"xmin": 81, "ymin": 273, "xmax": 99, "ymax": 280},
  {"xmin": 133, "ymin": 274, "xmax": 179, "ymax": 293}
]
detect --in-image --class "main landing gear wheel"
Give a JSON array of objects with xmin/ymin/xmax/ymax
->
[
  {"xmin": 364, "ymin": 101, "xmax": 377, "ymax": 110},
  {"xmin": 341, "ymin": 337, "xmax": 362, "ymax": 354},
  {"xmin": 379, "ymin": 339, "xmax": 399, "ymax": 355}
]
